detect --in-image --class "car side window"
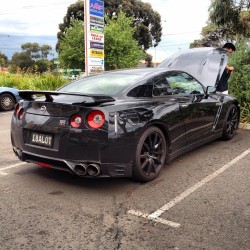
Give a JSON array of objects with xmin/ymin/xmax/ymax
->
[
  {"xmin": 127, "ymin": 85, "xmax": 153, "ymax": 97},
  {"xmin": 166, "ymin": 72, "xmax": 204, "ymax": 95},
  {"xmin": 153, "ymin": 77, "xmax": 173, "ymax": 96}
]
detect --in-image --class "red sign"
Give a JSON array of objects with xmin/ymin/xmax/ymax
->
[{"xmin": 90, "ymin": 33, "xmax": 104, "ymax": 42}]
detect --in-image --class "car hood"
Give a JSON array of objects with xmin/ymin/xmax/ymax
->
[{"xmin": 158, "ymin": 47, "xmax": 228, "ymax": 87}]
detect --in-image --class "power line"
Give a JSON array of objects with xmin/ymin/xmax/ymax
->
[
  {"xmin": 0, "ymin": 1, "xmax": 72, "ymax": 15},
  {"xmin": 162, "ymin": 31, "xmax": 201, "ymax": 36}
]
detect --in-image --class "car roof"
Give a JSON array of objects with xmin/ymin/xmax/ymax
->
[{"xmin": 100, "ymin": 67, "xmax": 168, "ymax": 76}]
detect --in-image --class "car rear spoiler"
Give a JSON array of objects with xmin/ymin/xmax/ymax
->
[{"xmin": 18, "ymin": 90, "xmax": 115, "ymax": 104}]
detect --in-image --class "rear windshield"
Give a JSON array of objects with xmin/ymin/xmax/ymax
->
[{"xmin": 58, "ymin": 73, "xmax": 141, "ymax": 96}]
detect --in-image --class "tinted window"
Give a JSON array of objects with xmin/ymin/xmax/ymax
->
[
  {"xmin": 58, "ymin": 73, "xmax": 141, "ymax": 96},
  {"xmin": 153, "ymin": 77, "xmax": 173, "ymax": 96},
  {"xmin": 127, "ymin": 85, "xmax": 153, "ymax": 97},
  {"xmin": 166, "ymin": 72, "xmax": 204, "ymax": 95}
]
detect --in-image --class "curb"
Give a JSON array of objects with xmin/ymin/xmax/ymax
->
[{"xmin": 239, "ymin": 123, "xmax": 250, "ymax": 130}]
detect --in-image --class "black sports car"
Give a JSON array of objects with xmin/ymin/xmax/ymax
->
[{"xmin": 11, "ymin": 48, "xmax": 240, "ymax": 181}]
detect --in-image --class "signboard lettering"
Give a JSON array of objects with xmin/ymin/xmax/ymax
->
[
  {"xmin": 90, "ymin": 49, "xmax": 104, "ymax": 58},
  {"xmin": 90, "ymin": 33, "xmax": 104, "ymax": 42},
  {"xmin": 85, "ymin": 0, "xmax": 105, "ymax": 75},
  {"xmin": 90, "ymin": 0, "xmax": 104, "ymax": 17},
  {"xmin": 90, "ymin": 42, "xmax": 104, "ymax": 50},
  {"xmin": 90, "ymin": 24, "xmax": 104, "ymax": 33}
]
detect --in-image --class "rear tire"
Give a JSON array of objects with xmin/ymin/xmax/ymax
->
[
  {"xmin": 0, "ymin": 93, "xmax": 15, "ymax": 111},
  {"xmin": 222, "ymin": 104, "xmax": 239, "ymax": 140},
  {"xmin": 133, "ymin": 126, "xmax": 167, "ymax": 182}
]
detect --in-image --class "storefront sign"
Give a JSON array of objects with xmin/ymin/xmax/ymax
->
[
  {"xmin": 90, "ymin": 49, "xmax": 104, "ymax": 58},
  {"xmin": 84, "ymin": 0, "xmax": 104, "ymax": 75},
  {"xmin": 90, "ymin": 41, "xmax": 104, "ymax": 50}
]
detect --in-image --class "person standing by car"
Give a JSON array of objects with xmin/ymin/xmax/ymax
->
[{"xmin": 216, "ymin": 42, "xmax": 236, "ymax": 94}]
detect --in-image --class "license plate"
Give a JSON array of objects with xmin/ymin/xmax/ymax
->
[{"xmin": 31, "ymin": 132, "xmax": 53, "ymax": 147}]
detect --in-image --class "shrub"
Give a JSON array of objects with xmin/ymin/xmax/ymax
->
[
  {"xmin": 0, "ymin": 72, "xmax": 68, "ymax": 90},
  {"xmin": 228, "ymin": 39, "xmax": 250, "ymax": 124}
]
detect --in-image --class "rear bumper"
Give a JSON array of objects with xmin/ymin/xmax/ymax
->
[{"xmin": 12, "ymin": 147, "xmax": 133, "ymax": 178}]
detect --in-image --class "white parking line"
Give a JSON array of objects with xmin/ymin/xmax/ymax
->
[
  {"xmin": 0, "ymin": 162, "xmax": 27, "ymax": 176},
  {"xmin": 0, "ymin": 111, "xmax": 12, "ymax": 116},
  {"xmin": 128, "ymin": 147, "xmax": 250, "ymax": 227},
  {"xmin": 0, "ymin": 130, "xmax": 10, "ymax": 134},
  {"xmin": 0, "ymin": 171, "xmax": 8, "ymax": 176},
  {"xmin": 128, "ymin": 210, "xmax": 181, "ymax": 228}
]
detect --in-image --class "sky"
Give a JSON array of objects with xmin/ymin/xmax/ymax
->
[{"xmin": 0, "ymin": 0, "xmax": 211, "ymax": 62}]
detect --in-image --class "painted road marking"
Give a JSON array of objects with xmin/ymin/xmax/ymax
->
[
  {"xmin": 0, "ymin": 162, "xmax": 27, "ymax": 176},
  {"xmin": 0, "ymin": 171, "xmax": 8, "ymax": 176},
  {"xmin": 0, "ymin": 130, "xmax": 10, "ymax": 134},
  {"xmin": 128, "ymin": 210, "xmax": 180, "ymax": 228},
  {"xmin": 0, "ymin": 111, "xmax": 12, "ymax": 116},
  {"xmin": 128, "ymin": 147, "xmax": 250, "ymax": 227}
]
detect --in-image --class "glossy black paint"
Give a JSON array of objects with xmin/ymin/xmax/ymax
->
[{"xmin": 11, "ymin": 49, "xmax": 240, "ymax": 181}]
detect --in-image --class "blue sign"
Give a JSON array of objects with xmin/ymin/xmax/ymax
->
[
  {"xmin": 90, "ymin": 0, "xmax": 104, "ymax": 18},
  {"xmin": 90, "ymin": 42, "xmax": 104, "ymax": 50}
]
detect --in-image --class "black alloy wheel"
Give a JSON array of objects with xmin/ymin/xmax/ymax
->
[
  {"xmin": 0, "ymin": 93, "xmax": 15, "ymax": 111},
  {"xmin": 222, "ymin": 104, "xmax": 239, "ymax": 140},
  {"xmin": 133, "ymin": 126, "xmax": 167, "ymax": 182}
]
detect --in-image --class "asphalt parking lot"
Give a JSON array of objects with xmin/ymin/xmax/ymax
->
[{"xmin": 1, "ymin": 111, "xmax": 250, "ymax": 250}]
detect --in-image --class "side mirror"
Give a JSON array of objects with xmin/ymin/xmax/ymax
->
[{"xmin": 205, "ymin": 86, "xmax": 216, "ymax": 95}]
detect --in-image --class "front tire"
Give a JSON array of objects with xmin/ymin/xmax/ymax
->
[
  {"xmin": 133, "ymin": 126, "xmax": 167, "ymax": 182},
  {"xmin": 222, "ymin": 104, "xmax": 239, "ymax": 140},
  {"xmin": 0, "ymin": 94, "xmax": 15, "ymax": 111}
]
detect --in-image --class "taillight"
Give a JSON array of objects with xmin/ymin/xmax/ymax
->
[
  {"xmin": 14, "ymin": 103, "xmax": 24, "ymax": 120},
  {"xmin": 15, "ymin": 103, "xmax": 20, "ymax": 116},
  {"xmin": 87, "ymin": 110, "xmax": 105, "ymax": 129},
  {"xmin": 18, "ymin": 108, "xmax": 24, "ymax": 120},
  {"xmin": 70, "ymin": 114, "xmax": 82, "ymax": 128}
]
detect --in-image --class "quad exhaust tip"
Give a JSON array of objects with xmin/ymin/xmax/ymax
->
[
  {"xmin": 74, "ymin": 163, "xmax": 88, "ymax": 176},
  {"xmin": 87, "ymin": 163, "xmax": 101, "ymax": 176},
  {"xmin": 74, "ymin": 163, "xmax": 101, "ymax": 177}
]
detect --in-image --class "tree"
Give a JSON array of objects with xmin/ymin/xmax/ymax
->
[
  {"xmin": 104, "ymin": 12, "xmax": 143, "ymax": 70},
  {"xmin": 190, "ymin": 1, "xmax": 250, "ymax": 48},
  {"xmin": 145, "ymin": 53, "xmax": 153, "ymax": 67},
  {"xmin": 0, "ymin": 51, "xmax": 8, "ymax": 68},
  {"xmin": 190, "ymin": 25, "xmax": 222, "ymax": 48},
  {"xmin": 21, "ymin": 42, "xmax": 53, "ymax": 60},
  {"xmin": 209, "ymin": 0, "xmax": 250, "ymax": 39},
  {"xmin": 10, "ymin": 43, "xmax": 53, "ymax": 73},
  {"xmin": 41, "ymin": 45, "xmax": 54, "ymax": 59},
  {"xmin": 57, "ymin": 13, "xmax": 142, "ymax": 71},
  {"xmin": 58, "ymin": 18, "xmax": 85, "ymax": 70},
  {"xmin": 21, "ymin": 43, "xmax": 40, "ymax": 60},
  {"xmin": 11, "ymin": 52, "xmax": 34, "ymax": 69},
  {"xmin": 105, "ymin": 0, "xmax": 162, "ymax": 49},
  {"xmin": 56, "ymin": 0, "xmax": 162, "ymax": 51},
  {"xmin": 35, "ymin": 59, "xmax": 53, "ymax": 73}
]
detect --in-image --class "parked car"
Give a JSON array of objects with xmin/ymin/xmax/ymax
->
[
  {"xmin": 11, "ymin": 48, "xmax": 240, "ymax": 182},
  {"xmin": 0, "ymin": 87, "xmax": 21, "ymax": 111}
]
